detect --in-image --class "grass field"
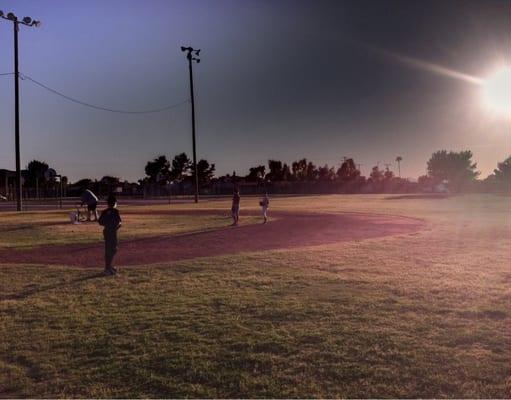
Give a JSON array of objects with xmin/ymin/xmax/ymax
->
[
  {"xmin": 0, "ymin": 207, "xmax": 259, "ymax": 249},
  {"xmin": 1, "ymin": 194, "xmax": 511, "ymax": 397}
]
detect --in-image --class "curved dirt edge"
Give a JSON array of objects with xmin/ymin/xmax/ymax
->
[{"xmin": 0, "ymin": 210, "xmax": 425, "ymax": 268}]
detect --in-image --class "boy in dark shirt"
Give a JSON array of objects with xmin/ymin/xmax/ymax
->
[
  {"xmin": 98, "ymin": 194, "xmax": 122, "ymax": 275},
  {"xmin": 231, "ymin": 188, "xmax": 240, "ymax": 226}
]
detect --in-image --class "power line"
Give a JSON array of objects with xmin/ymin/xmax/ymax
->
[
  {"xmin": 20, "ymin": 73, "xmax": 190, "ymax": 114},
  {"xmin": 0, "ymin": 72, "xmax": 14, "ymax": 76}
]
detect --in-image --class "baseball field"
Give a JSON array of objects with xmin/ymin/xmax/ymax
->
[{"xmin": 1, "ymin": 194, "xmax": 510, "ymax": 397}]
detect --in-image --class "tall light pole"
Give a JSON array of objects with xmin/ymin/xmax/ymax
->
[
  {"xmin": 181, "ymin": 46, "xmax": 200, "ymax": 203},
  {"xmin": 0, "ymin": 11, "xmax": 41, "ymax": 211}
]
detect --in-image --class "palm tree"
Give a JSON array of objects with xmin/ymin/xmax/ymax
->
[{"xmin": 396, "ymin": 156, "xmax": 403, "ymax": 178}]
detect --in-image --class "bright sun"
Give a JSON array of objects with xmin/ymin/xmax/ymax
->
[{"xmin": 483, "ymin": 67, "xmax": 511, "ymax": 113}]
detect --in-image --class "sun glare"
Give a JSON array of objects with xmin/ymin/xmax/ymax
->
[{"xmin": 483, "ymin": 67, "xmax": 511, "ymax": 114}]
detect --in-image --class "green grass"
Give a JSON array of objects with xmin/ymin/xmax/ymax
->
[
  {"xmin": 1, "ymin": 194, "xmax": 511, "ymax": 397},
  {"xmin": 0, "ymin": 207, "xmax": 259, "ymax": 249}
]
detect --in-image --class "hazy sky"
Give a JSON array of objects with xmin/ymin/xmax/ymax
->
[{"xmin": 2, "ymin": 0, "xmax": 511, "ymax": 182}]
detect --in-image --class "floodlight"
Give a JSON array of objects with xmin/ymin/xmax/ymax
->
[
  {"xmin": 181, "ymin": 46, "xmax": 187, "ymax": 52},
  {"xmin": 0, "ymin": 10, "xmax": 4, "ymax": 17},
  {"xmin": 7, "ymin": 12, "xmax": 16, "ymax": 21},
  {"xmin": 32, "ymin": 20, "xmax": 41, "ymax": 27},
  {"xmin": 22, "ymin": 16, "xmax": 32, "ymax": 24}
]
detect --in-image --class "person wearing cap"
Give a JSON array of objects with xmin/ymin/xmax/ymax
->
[
  {"xmin": 80, "ymin": 188, "xmax": 99, "ymax": 222},
  {"xmin": 260, "ymin": 193, "xmax": 270, "ymax": 223},
  {"xmin": 98, "ymin": 194, "xmax": 122, "ymax": 275}
]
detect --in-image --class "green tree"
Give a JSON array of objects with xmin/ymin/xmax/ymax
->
[
  {"xmin": 266, "ymin": 160, "xmax": 284, "ymax": 181},
  {"xmin": 384, "ymin": 166, "xmax": 394, "ymax": 180},
  {"xmin": 317, "ymin": 164, "xmax": 335, "ymax": 181},
  {"xmin": 73, "ymin": 178, "xmax": 93, "ymax": 190},
  {"xmin": 427, "ymin": 150, "xmax": 479, "ymax": 191},
  {"xmin": 396, "ymin": 156, "xmax": 403, "ymax": 177},
  {"xmin": 305, "ymin": 161, "xmax": 318, "ymax": 181},
  {"xmin": 26, "ymin": 160, "xmax": 49, "ymax": 187},
  {"xmin": 493, "ymin": 156, "xmax": 511, "ymax": 182},
  {"xmin": 100, "ymin": 176, "xmax": 121, "ymax": 194},
  {"xmin": 246, "ymin": 165, "xmax": 266, "ymax": 182},
  {"xmin": 282, "ymin": 163, "xmax": 292, "ymax": 181},
  {"xmin": 369, "ymin": 166, "xmax": 383, "ymax": 183},
  {"xmin": 145, "ymin": 155, "xmax": 171, "ymax": 183},
  {"xmin": 337, "ymin": 158, "xmax": 360, "ymax": 181},
  {"xmin": 292, "ymin": 159, "xmax": 308, "ymax": 181},
  {"xmin": 193, "ymin": 159, "xmax": 216, "ymax": 186},
  {"xmin": 171, "ymin": 153, "xmax": 191, "ymax": 182}
]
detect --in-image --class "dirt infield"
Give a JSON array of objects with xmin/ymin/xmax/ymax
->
[{"xmin": 0, "ymin": 210, "xmax": 424, "ymax": 267}]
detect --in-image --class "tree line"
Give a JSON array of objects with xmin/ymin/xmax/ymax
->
[
  {"xmin": 16, "ymin": 149, "xmax": 511, "ymax": 196},
  {"xmin": 239, "ymin": 151, "xmax": 511, "ymax": 193},
  {"xmin": 142, "ymin": 153, "xmax": 215, "ymax": 187}
]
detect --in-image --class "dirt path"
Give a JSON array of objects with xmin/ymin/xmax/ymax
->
[{"xmin": 0, "ymin": 210, "xmax": 424, "ymax": 267}]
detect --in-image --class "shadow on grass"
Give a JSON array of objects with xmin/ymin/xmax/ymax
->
[
  {"xmin": 0, "ymin": 272, "xmax": 106, "ymax": 301},
  {"xmin": 1, "ymin": 221, "xmax": 74, "ymax": 233}
]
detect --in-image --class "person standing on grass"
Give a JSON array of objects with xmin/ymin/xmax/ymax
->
[
  {"xmin": 231, "ymin": 188, "xmax": 240, "ymax": 226},
  {"xmin": 80, "ymin": 188, "xmax": 99, "ymax": 222},
  {"xmin": 260, "ymin": 193, "xmax": 270, "ymax": 223},
  {"xmin": 98, "ymin": 194, "xmax": 122, "ymax": 276}
]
